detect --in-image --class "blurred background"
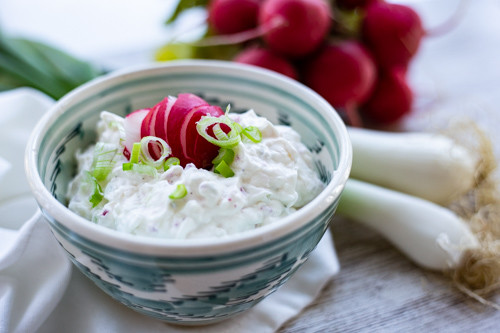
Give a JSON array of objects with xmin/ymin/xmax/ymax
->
[{"xmin": 0, "ymin": 0, "xmax": 499, "ymax": 136}]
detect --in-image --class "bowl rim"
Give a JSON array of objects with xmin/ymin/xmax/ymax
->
[{"xmin": 25, "ymin": 59, "xmax": 352, "ymax": 256}]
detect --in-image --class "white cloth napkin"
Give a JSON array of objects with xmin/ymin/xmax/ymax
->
[{"xmin": 0, "ymin": 88, "xmax": 340, "ymax": 333}]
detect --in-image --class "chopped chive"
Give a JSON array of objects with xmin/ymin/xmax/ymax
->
[
  {"xmin": 196, "ymin": 116, "xmax": 241, "ymax": 148},
  {"xmin": 213, "ymin": 123, "xmax": 229, "ymax": 140},
  {"xmin": 89, "ymin": 181, "xmax": 104, "ymax": 207},
  {"xmin": 140, "ymin": 136, "xmax": 172, "ymax": 168},
  {"xmin": 122, "ymin": 162, "xmax": 133, "ymax": 171},
  {"xmin": 131, "ymin": 164, "xmax": 157, "ymax": 177},
  {"xmin": 212, "ymin": 148, "xmax": 235, "ymax": 166},
  {"xmin": 164, "ymin": 157, "xmax": 180, "ymax": 171},
  {"xmin": 85, "ymin": 172, "xmax": 104, "ymax": 207},
  {"xmin": 91, "ymin": 142, "xmax": 117, "ymax": 181},
  {"xmin": 233, "ymin": 122, "xmax": 243, "ymax": 135},
  {"xmin": 214, "ymin": 160, "xmax": 234, "ymax": 178},
  {"xmin": 169, "ymin": 184, "xmax": 187, "ymax": 200},
  {"xmin": 241, "ymin": 126, "xmax": 262, "ymax": 143},
  {"xmin": 130, "ymin": 142, "xmax": 141, "ymax": 163}
]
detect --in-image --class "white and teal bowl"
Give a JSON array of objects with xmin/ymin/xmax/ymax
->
[{"xmin": 25, "ymin": 60, "xmax": 352, "ymax": 324}]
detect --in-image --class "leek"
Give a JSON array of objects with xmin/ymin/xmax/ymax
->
[
  {"xmin": 337, "ymin": 179, "xmax": 480, "ymax": 271},
  {"xmin": 348, "ymin": 127, "xmax": 478, "ymax": 205}
]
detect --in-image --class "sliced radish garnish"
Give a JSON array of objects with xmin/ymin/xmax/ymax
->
[
  {"xmin": 167, "ymin": 94, "xmax": 224, "ymax": 167},
  {"xmin": 124, "ymin": 93, "xmax": 227, "ymax": 169},
  {"xmin": 155, "ymin": 96, "xmax": 177, "ymax": 139},
  {"xmin": 123, "ymin": 108, "xmax": 149, "ymax": 158}
]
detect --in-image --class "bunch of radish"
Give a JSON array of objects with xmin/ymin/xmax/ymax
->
[{"xmin": 161, "ymin": 0, "xmax": 425, "ymax": 127}]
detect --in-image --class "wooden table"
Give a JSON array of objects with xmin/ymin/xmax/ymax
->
[{"xmin": 281, "ymin": 1, "xmax": 500, "ymax": 331}]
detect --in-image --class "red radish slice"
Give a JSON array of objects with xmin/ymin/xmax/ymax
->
[
  {"xmin": 192, "ymin": 121, "xmax": 232, "ymax": 167},
  {"xmin": 167, "ymin": 94, "xmax": 223, "ymax": 167},
  {"xmin": 123, "ymin": 108, "xmax": 149, "ymax": 158},
  {"xmin": 126, "ymin": 93, "xmax": 227, "ymax": 168},
  {"xmin": 181, "ymin": 105, "xmax": 226, "ymax": 167},
  {"xmin": 154, "ymin": 96, "xmax": 177, "ymax": 139},
  {"xmin": 180, "ymin": 106, "xmax": 207, "ymax": 164},
  {"xmin": 136, "ymin": 97, "xmax": 178, "ymax": 160},
  {"xmin": 140, "ymin": 106, "xmax": 163, "ymax": 159}
]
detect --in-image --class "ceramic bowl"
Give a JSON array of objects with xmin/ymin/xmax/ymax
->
[{"xmin": 25, "ymin": 60, "xmax": 351, "ymax": 324}]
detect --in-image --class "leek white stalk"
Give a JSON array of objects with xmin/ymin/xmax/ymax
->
[
  {"xmin": 348, "ymin": 127, "xmax": 478, "ymax": 205},
  {"xmin": 337, "ymin": 179, "xmax": 480, "ymax": 271}
]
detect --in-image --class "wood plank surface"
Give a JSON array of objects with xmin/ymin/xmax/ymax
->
[{"xmin": 280, "ymin": 219, "xmax": 500, "ymax": 332}]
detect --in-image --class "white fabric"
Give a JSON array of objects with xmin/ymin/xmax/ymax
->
[{"xmin": 0, "ymin": 88, "xmax": 340, "ymax": 333}]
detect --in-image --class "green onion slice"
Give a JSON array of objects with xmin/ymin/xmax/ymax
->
[
  {"xmin": 140, "ymin": 136, "xmax": 172, "ymax": 168},
  {"xmin": 214, "ymin": 160, "xmax": 235, "ymax": 178},
  {"xmin": 196, "ymin": 116, "xmax": 241, "ymax": 149},
  {"xmin": 89, "ymin": 182, "xmax": 104, "ymax": 207},
  {"xmin": 85, "ymin": 172, "xmax": 104, "ymax": 207},
  {"xmin": 164, "ymin": 157, "xmax": 180, "ymax": 171},
  {"xmin": 130, "ymin": 142, "xmax": 141, "ymax": 164},
  {"xmin": 212, "ymin": 148, "xmax": 235, "ymax": 166},
  {"xmin": 241, "ymin": 126, "xmax": 262, "ymax": 143},
  {"xmin": 91, "ymin": 142, "xmax": 117, "ymax": 181},
  {"xmin": 212, "ymin": 123, "xmax": 229, "ymax": 141},
  {"xmin": 130, "ymin": 164, "xmax": 158, "ymax": 177},
  {"xmin": 169, "ymin": 184, "xmax": 187, "ymax": 200},
  {"xmin": 233, "ymin": 122, "xmax": 243, "ymax": 135},
  {"xmin": 122, "ymin": 162, "xmax": 133, "ymax": 171}
]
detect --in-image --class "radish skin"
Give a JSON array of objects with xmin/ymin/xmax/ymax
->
[
  {"xmin": 208, "ymin": 0, "xmax": 262, "ymax": 35},
  {"xmin": 360, "ymin": 68, "xmax": 413, "ymax": 124},
  {"xmin": 362, "ymin": 1, "xmax": 424, "ymax": 69},
  {"xmin": 259, "ymin": 0, "xmax": 332, "ymax": 57},
  {"xmin": 348, "ymin": 127, "xmax": 478, "ymax": 205},
  {"xmin": 337, "ymin": 179, "xmax": 480, "ymax": 271},
  {"xmin": 234, "ymin": 46, "xmax": 298, "ymax": 79}
]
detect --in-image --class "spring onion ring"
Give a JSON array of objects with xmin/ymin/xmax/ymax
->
[
  {"xmin": 169, "ymin": 184, "xmax": 187, "ymax": 199},
  {"xmin": 139, "ymin": 136, "xmax": 172, "ymax": 168}
]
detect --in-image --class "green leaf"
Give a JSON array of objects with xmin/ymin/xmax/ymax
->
[
  {"xmin": 15, "ymin": 38, "xmax": 101, "ymax": 87},
  {"xmin": 165, "ymin": 0, "xmax": 210, "ymax": 25},
  {"xmin": 0, "ymin": 29, "xmax": 103, "ymax": 99}
]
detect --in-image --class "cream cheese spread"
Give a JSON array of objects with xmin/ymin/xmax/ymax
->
[{"xmin": 67, "ymin": 110, "xmax": 324, "ymax": 239}]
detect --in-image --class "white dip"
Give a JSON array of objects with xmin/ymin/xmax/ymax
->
[{"xmin": 67, "ymin": 110, "xmax": 324, "ymax": 239}]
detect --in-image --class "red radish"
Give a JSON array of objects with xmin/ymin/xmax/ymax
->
[
  {"xmin": 234, "ymin": 46, "xmax": 298, "ymax": 79},
  {"xmin": 362, "ymin": 1, "xmax": 424, "ymax": 69},
  {"xmin": 164, "ymin": 93, "xmax": 210, "ymax": 164},
  {"xmin": 361, "ymin": 68, "xmax": 413, "ymax": 124},
  {"xmin": 123, "ymin": 108, "xmax": 149, "ymax": 158},
  {"xmin": 152, "ymin": 96, "xmax": 177, "ymax": 140},
  {"xmin": 135, "ymin": 93, "xmax": 225, "ymax": 169},
  {"xmin": 259, "ymin": 0, "xmax": 332, "ymax": 58},
  {"xmin": 208, "ymin": 0, "xmax": 263, "ymax": 35},
  {"xmin": 180, "ymin": 105, "xmax": 228, "ymax": 167},
  {"xmin": 302, "ymin": 40, "xmax": 377, "ymax": 126}
]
